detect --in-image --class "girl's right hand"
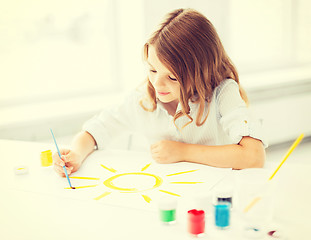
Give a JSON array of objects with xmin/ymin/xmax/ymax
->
[{"xmin": 53, "ymin": 148, "xmax": 84, "ymax": 177}]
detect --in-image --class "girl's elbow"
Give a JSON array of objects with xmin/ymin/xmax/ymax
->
[
  {"xmin": 251, "ymin": 155, "xmax": 265, "ymax": 168},
  {"xmin": 234, "ymin": 150, "xmax": 265, "ymax": 170},
  {"xmin": 239, "ymin": 137, "xmax": 266, "ymax": 169},
  {"xmin": 247, "ymin": 148, "xmax": 266, "ymax": 168}
]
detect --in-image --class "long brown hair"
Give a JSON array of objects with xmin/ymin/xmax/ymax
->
[{"xmin": 140, "ymin": 8, "xmax": 248, "ymax": 128}]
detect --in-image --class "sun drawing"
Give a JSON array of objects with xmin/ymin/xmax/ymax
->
[{"xmin": 65, "ymin": 162, "xmax": 203, "ymax": 203}]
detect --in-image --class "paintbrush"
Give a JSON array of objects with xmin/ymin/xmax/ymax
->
[
  {"xmin": 243, "ymin": 133, "xmax": 304, "ymax": 213},
  {"xmin": 268, "ymin": 133, "xmax": 304, "ymax": 180},
  {"xmin": 50, "ymin": 128, "xmax": 75, "ymax": 189}
]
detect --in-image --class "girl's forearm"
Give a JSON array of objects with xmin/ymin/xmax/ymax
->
[
  {"xmin": 182, "ymin": 137, "xmax": 265, "ymax": 169},
  {"xmin": 71, "ymin": 131, "xmax": 97, "ymax": 161}
]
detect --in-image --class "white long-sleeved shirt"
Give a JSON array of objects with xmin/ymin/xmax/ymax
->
[{"xmin": 83, "ymin": 79, "xmax": 267, "ymax": 149}]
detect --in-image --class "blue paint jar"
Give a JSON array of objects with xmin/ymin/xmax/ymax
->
[{"xmin": 214, "ymin": 203, "xmax": 230, "ymax": 229}]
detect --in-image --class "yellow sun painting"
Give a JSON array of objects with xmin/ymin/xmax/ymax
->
[{"xmin": 65, "ymin": 162, "xmax": 204, "ymax": 203}]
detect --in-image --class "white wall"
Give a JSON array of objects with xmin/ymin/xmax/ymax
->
[{"xmin": 1, "ymin": 0, "xmax": 310, "ymax": 147}]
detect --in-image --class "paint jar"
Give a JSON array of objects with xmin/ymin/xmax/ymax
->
[
  {"xmin": 40, "ymin": 150, "xmax": 53, "ymax": 167},
  {"xmin": 158, "ymin": 199, "xmax": 177, "ymax": 224},
  {"xmin": 187, "ymin": 209, "xmax": 205, "ymax": 236},
  {"xmin": 14, "ymin": 165, "xmax": 29, "ymax": 175},
  {"xmin": 214, "ymin": 203, "xmax": 230, "ymax": 229}
]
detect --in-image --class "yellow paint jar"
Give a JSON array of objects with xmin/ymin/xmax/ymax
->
[{"xmin": 40, "ymin": 150, "xmax": 53, "ymax": 167}]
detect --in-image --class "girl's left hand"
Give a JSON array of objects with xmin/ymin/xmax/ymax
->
[{"xmin": 150, "ymin": 140, "xmax": 184, "ymax": 164}]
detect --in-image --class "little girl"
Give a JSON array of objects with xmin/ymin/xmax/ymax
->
[{"xmin": 53, "ymin": 8, "xmax": 266, "ymax": 177}]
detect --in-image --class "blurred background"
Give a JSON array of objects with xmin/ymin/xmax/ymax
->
[{"xmin": 1, "ymin": 0, "xmax": 311, "ymax": 149}]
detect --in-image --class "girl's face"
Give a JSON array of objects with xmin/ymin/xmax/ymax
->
[{"xmin": 147, "ymin": 45, "xmax": 180, "ymax": 105}]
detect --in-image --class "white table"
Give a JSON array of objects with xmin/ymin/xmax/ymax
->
[{"xmin": 0, "ymin": 139, "xmax": 310, "ymax": 240}]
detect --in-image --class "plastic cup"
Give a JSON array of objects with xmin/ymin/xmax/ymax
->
[
  {"xmin": 158, "ymin": 198, "xmax": 177, "ymax": 224},
  {"xmin": 188, "ymin": 209, "xmax": 205, "ymax": 237},
  {"xmin": 214, "ymin": 203, "xmax": 230, "ymax": 229},
  {"xmin": 235, "ymin": 169, "xmax": 277, "ymax": 237},
  {"xmin": 40, "ymin": 150, "xmax": 53, "ymax": 167}
]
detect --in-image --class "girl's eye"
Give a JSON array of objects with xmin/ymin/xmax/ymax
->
[
  {"xmin": 149, "ymin": 70, "xmax": 157, "ymax": 73},
  {"xmin": 169, "ymin": 76, "xmax": 177, "ymax": 81}
]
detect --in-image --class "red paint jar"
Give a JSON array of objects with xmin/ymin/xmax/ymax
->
[{"xmin": 187, "ymin": 209, "xmax": 205, "ymax": 236}]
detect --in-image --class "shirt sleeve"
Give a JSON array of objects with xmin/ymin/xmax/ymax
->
[
  {"xmin": 82, "ymin": 91, "xmax": 141, "ymax": 150},
  {"xmin": 217, "ymin": 79, "xmax": 268, "ymax": 147}
]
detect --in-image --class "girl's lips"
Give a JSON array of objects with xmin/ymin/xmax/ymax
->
[{"xmin": 158, "ymin": 91, "xmax": 170, "ymax": 96}]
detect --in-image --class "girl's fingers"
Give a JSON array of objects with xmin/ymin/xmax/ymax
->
[
  {"xmin": 61, "ymin": 152, "xmax": 74, "ymax": 163},
  {"xmin": 53, "ymin": 152, "xmax": 65, "ymax": 165},
  {"xmin": 55, "ymin": 164, "xmax": 72, "ymax": 176},
  {"xmin": 52, "ymin": 149, "xmax": 76, "ymax": 177},
  {"xmin": 67, "ymin": 166, "xmax": 75, "ymax": 175},
  {"xmin": 61, "ymin": 155, "xmax": 69, "ymax": 163},
  {"xmin": 54, "ymin": 165, "xmax": 66, "ymax": 177},
  {"xmin": 150, "ymin": 148, "xmax": 159, "ymax": 154},
  {"xmin": 52, "ymin": 153, "xmax": 66, "ymax": 166},
  {"xmin": 150, "ymin": 143, "xmax": 160, "ymax": 151},
  {"xmin": 54, "ymin": 158, "xmax": 64, "ymax": 166},
  {"xmin": 54, "ymin": 160, "xmax": 64, "ymax": 167},
  {"xmin": 60, "ymin": 149, "xmax": 70, "ymax": 155}
]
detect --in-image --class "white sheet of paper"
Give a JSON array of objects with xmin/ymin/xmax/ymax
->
[{"xmin": 6, "ymin": 149, "xmax": 232, "ymax": 211}]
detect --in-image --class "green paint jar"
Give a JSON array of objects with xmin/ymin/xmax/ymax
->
[
  {"xmin": 158, "ymin": 199, "xmax": 177, "ymax": 224},
  {"xmin": 160, "ymin": 209, "xmax": 176, "ymax": 223}
]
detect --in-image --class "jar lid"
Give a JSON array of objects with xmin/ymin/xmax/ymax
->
[{"xmin": 188, "ymin": 209, "xmax": 205, "ymax": 221}]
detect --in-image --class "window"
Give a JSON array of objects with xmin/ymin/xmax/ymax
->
[
  {"xmin": 0, "ymin": 0, "xmax": 119, "ymax": 106},
  {"xmin": 227, "ymin": 0, "xmax": 311, "ymax": 74},
  {"xmin": 296, "ymin": 0, "xmax": 311, "ymax": 63}
]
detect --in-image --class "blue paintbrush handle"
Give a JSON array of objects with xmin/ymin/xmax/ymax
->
[
  {"xmin": 50, "ymin": 129, "xmax": 61, "ymax": 158},
  {"xmin": 50, "ymin": 128, "xmax": 74, "ymax": 189},
  {"xmin": 63, "ymin": 165, "xmax": 73, "ymax": 188}
]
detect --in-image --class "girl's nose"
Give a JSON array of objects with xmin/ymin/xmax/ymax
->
[{"xmin": 154, "ymin": 75, "xmax": 166, "ymax": 88}]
